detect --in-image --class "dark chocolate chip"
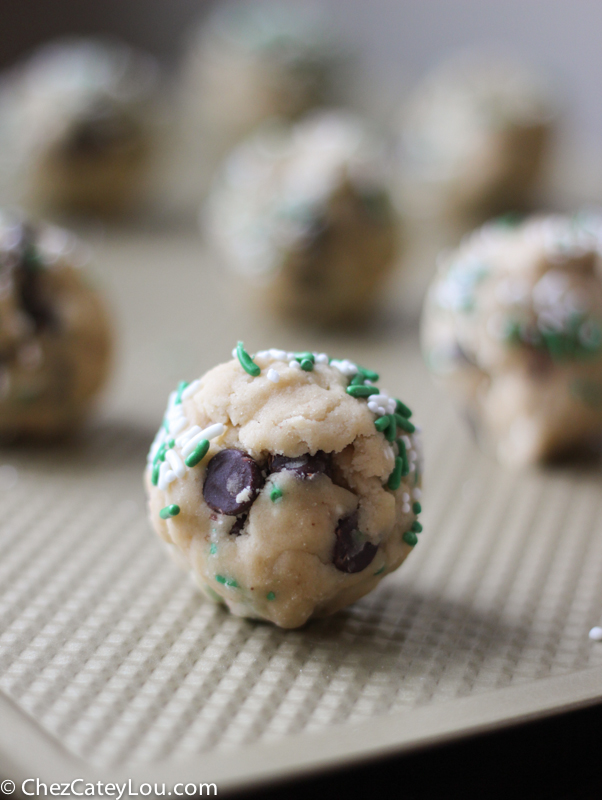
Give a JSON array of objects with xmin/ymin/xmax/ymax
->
[
  {"xmin": 269, "ymin": 450, "xmax": 332, "ymax": 479},
  {"xmin": 229, "ymin": 514, "xmax": 248, "ymax": 536},
  {"xmin": 332, "ymin": 510, "xmax": 378, "ymax": 574},
  {"xmin": 203, "ymin": 449, "xmax": 264, "ymax": 516}
]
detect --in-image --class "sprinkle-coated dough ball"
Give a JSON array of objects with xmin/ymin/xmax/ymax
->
[
  {"xmin": 422, "ymin": 213, "xmax": 602, "ymax": 465},
  {"xmin": 0, "ymin": 38, "xmax": 160, "ymax": 216},
  {"xmin": 399, "ymin": 55, "xmax": 555, "ymax": 221},
  {"xmin": 0, "ymin": 211, "xmax": 112, "ymax": 438},
  {"xmin": 145, "ymin": 345, "xmax": 423, "ymax": 629},
  {"xmin": 205, "ymin": 111, "xmax": 399, "ymax": 326}
]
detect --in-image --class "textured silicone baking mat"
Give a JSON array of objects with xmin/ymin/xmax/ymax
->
[{"xmin": 0, "ymin": 230, "xmax": 601, "ymax": 792}]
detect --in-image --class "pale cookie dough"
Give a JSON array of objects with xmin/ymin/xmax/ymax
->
[
  {"xmin": 0, "ymin": 38, "xmax": 160, "ymax": 216},
  {"xmin": 177, "ymin": 0, "xmax": 346, "ymax": 197},
  {"xmin": 0, "ymin": 211, "xmax": 112, "ymax": 438},
  {"xmin": 204, "ymin": 111, "xmax": 399, "ymax": 327},
  {"xmin": 145, "ymin": 344, "xmax": 423, "ymax": 629},
  {"xmin": 398, "ymin": 54, "xmax": 556, "ymax": 222},
  {"xmin": 422, "ymin": 213, "xmax": 602, "ymax": 465}
]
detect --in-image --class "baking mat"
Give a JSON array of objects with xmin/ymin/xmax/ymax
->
[{"xmin": 0, "ymin": 229, "xmax": 601, "ymax": 792}]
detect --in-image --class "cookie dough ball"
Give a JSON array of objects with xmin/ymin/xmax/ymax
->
[
  {"xmin": 204, "ymin": 111, "xmax": 399, "ymax": 326},
  {"xmin": 0, "ymin": 211, "xmax": 112, "ymax": 438},
  {"xmin": 0, "ymin": 38, "xmax": 160, "ymax": 216},
  {"xmin": 145, "ymin": 344, "xmax": 423, "ymax": 628},
  {"xmin": 422, "ymin": 213, "xmax": 602, "ymax": 465},
  {"xmin": 399, "ymin": 55, "xmax": 556, "ymax": 222},
  {"xmin": 181, "ymin": 1, "xmax": 346, "ymax": 160}
]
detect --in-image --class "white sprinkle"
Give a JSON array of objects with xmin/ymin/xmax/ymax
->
[
  {"xmin": 232, "ymin": 347, "xmax": 238, "ymax": 358},
  {"xmin": 386, "ymin": 398, "xmax": 397, "ymax": 414},
  {"xmin": 377, "ymin": 406, "xmax": 386, "ymax": 416},
  {"xmin": 147, "ymin": 428, "xmax": 166, "ymax": 463},
  {"xmin": 167, "ymin": 405, "xmax": 185, "ymax": 421},
  {"xmin": 270, "ymin": 348, "xmax": 287, "ymax": 360},
  {"xmin": 267, "ymin": 368, "xmax": 280, "ymax": 383},
  {"xmin": 402, "ymin": 504, "xmax": 411, "ymax": 514},
  {"xmin": 402, "ymin": 492, "xmax": 410, "ymax": 502},
  {"xmin": 176, "ymin": 425, "xmax": 201, "ymax": 448},
  {"xmin": 235, "ymin": 486, "xmax": 252, "ymax": 504},
  {"xmin": 166, "ymin": 449, "xmax": 186, "ymax": 478},
  {"xmin": 182, "ymin": 423, "xmax": 225, "ymax": 458},
  {"xmin": 371, "ymin": 394, "xmax": 389, "ymax": 405},
  {"xmin": 181, "ymin": 379, "xmax": 201, "ymax": 400},
  {"xmin": 314, "ymin": 353, "xmax": 328, "ymax": 364},
  {"xmin": 289, "ymin": 360, "xmax": 301, "ymax": 370},
  {"xmin": 364, "ymin": 379, "xmax": 373, "ymax": 386},
  {"xmin": 169, "ymin": 416, "xmax": 188, "ymax": 436},
  {"xmin": 255, "ymin": 350, "xmax": 269, "ymax": 360},
  {"xmin": 158, "ymin": 461, "xmax": 176, "ymax": 491},
  {"xmin": 367, "ymin": 400, "xmax": 379, "ymax": 413},
  {"xmin": 589, "ymin": 627, "xmax": 602, "ymax": 641},
  {"xmin": 413, "ymin": 488, "xmax": 422, "ymax": 499},
  {"xmin": 287, "ymin": 352, "xmax": 295, "ymax": 361},
  {"xmin": 401, "ymin": 435, "xmax": 411, "ymax": 448}
]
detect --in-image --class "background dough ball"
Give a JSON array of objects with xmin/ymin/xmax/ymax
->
[
  {"xmin": 204, "ymin": 111, "xmax": 400, "ymax": 326},
  {"xmin": 0, "ymin": 211, "xmax": 112, "ymax": 438},
  {"xmin": 0, "ymin": 38, "xmax": 160, "ymax": 216},
  {"xmin": 422, "ymin": 213, "xmax": 602, "ymax": 465},
  {"xmin": 145, "ymin": 346, "xmax": 423, "ymax": 629},
  {"xmin": 398, "ymin": 54, "xmax": 556, "ymax": 222}
]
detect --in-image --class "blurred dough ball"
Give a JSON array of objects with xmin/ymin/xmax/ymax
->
[
  {"xmin": 173, "ymin": 1, "xmax": 349, "ymax": 205},
  {"xmin": 399, "ymin": 54, "xmax": 557, "ymax": 223},
  {"xmin": 204, "ymin": 110, "xmax": 399, "ymax": 327},
  {"xmin": 422, "ymin": 213, "xmax": 602, "ymax": 465},
  {"xmin": 0, "ymin": 38, "xmax": 161, "ymax": 216},
  {"xmin": 0, "ymin": 210, "xmax": 112, "ymax": 438}
]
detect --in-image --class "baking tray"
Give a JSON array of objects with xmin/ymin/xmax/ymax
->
[{"xmin": 0, "ymin": 229, "xmax": 601, "ymax": 794}]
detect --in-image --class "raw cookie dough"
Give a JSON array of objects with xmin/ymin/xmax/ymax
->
[
  {"xmin": 176, "ymin": 0, "xmax": 347, "ymax": 198},
  {"xmin": 0, "ymin": 211, "xmax": 112, "ymax": 438},
  {"xmin": 204, "ymin": 111, "xmax": 399, "ymax": 327},
  {"xmin": 145, "ymin": 344, "xmax": 423, "ymax": 629},
  {"xmin": 0, "ymin": 38, "xmax": 160, "ymax": 216},
  {"xmin": 398, "ymin": 54, "xmax": 555, "ymax": 222},
  {"xmin": 422, "ymin": 213, "xmax": 602, "ymax": 465}
]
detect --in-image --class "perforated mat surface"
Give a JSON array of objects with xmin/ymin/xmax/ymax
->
[{"xmin": 0, "ymin": 230, "xmax": 601, "ymax": 788}]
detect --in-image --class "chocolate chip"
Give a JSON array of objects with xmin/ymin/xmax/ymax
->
[
  {"xmin": 332, "ymin": 510, "xmax": 378, "ymax": 574},
  {"xmin": 203, "ymin": 449, "xmax": 264, "ymax": 516},
  {"xmin": 229, "ymin": 514, "xmax": 247, "ymax": 536},
  {"xmin": 269, "ymin": 450, "xmax": 331, "ymax": 479}
]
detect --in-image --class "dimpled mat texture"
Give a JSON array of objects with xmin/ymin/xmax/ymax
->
[{"xmin": 0, "ymin": 231, "xmax": 601, "ymax": 769}]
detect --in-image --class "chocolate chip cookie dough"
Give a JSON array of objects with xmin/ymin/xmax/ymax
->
[
  {"xmin": 399, "ymin": 55, "xmax": 555, "ymax": 222},
  {"xmin": 0, "ymin": 38, "xmax": 159, "ymax": 216},
  {"xmin": 422, "ymin": 213, "xmax": 602, "ymax": 465},
  {"xmin": 145, "ymin": 344, "xmax": 423, "ymax": 629},
  {"xmin": 204, "ymin": 111, "xmax": 399, "ymax": 326},
  {"xmin": 0, "ymin": 211, "xmax": 112, "ymax": 438}
]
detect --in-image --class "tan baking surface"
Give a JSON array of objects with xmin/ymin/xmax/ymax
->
[{"xmin": 0, "ymin": 227, "xmax": 601, "ymax": 792}]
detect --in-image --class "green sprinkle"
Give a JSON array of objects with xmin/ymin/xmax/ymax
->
[
  {"xmin": 350, "ymin": 373, "xmax": 365, "ymax": 386},
  {"xmin": 151, "ymin": 463, "xmax": 160, "ymax": 486},
  {"xmin": 397, "ymin": 439, "xmax": 409, "ymax": 476},
  {"xmin": 159, "ymin": 504, "xmax": 180, "ymax": 520},
  {"xmin": 225, "ymin": 578, "xmax": 238, "ymax": 588},
  {"xmin": 358, "ymin": 367, "xmax": 379, "ymax": 382},
  {"xmin": 374, "ymin": 565, "xmax": 386, "ymax": 576},
  {"xmin": 385, "ymin": 414, "xmax": 397, "ymax": 442},
  {"xmin": 295, "ymin": 352, "xmax": 315, "ymax": 363},
  {"xmin": 396, "ymin": 416, "xmax": 415, "ymax": 433},
  {"xmin": 167, "ymin": 438, "xmax": 175, "ymax": 448},
  {"xmin": 387, "ymin": 457, "xmax": 403, "ymax": 491},
  {"xmin": 153, "ymin": 443, "xmax": 167, "ymax": 465},
  {"xmin": 395, "ymin": 399, "xmax": 412, "ymax": 419},
  {"xmin": 267, "ymin": 591, "xmax": 276, "ymax": 601},
  {"xmin": 162, "ymin": 418, "xmax": 169, "ymax": 431},
  {"xmin": 374, "ymin": 415, "xmax": 390, "ymax": 433},
  {"xmin": 236, "ymin": 341, "xmax": 261, "ymax": 377},
  {"xmin": 347, "ymin": 385, "xmax": 379, "ymax": 398},
  {"xmin": 175, "ymin": 381, "xmax": 188, "ymax": 404},
  {"xmin": 413, "ymin": 502, "xmax": 422, "ymax": 514},
  {"xmin": 270, "ymin": 486, "xmax": 283, "ymax": 502},
  {"xmin": 300, "ymin": 358, "xmax": 314, "ymax": 371},
  {"xmin": 215, "ymin": 575, "xmax": 227, "ymax": 584},
  {"xmin": 185, "ymin": 439, "xmax": 210, "ymax": 468},
  {"xmin": 210, "ymin": 543, "xmax": 217, "ymax": 555},
  {"xmin": 403, "ymin": 531, "xmax": 418, "ymax": 546},
  {"xmin": 411, "ymin": 521, "xmax": 423, "ymax": 533}
]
